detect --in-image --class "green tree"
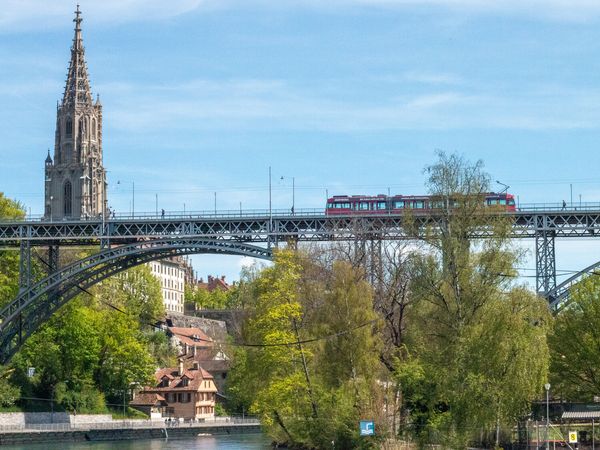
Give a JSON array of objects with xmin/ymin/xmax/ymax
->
[
  {"xmin": 402, "ymin": 152, "xmax": 550, "ymax": 447},
  {"xmin": 228, "ymin": 251, "xmax": 385, "ymax": 449},
  {"xmin": 549, "ymin": 274, "xmax": 600, "ymax": 401},
  {"xmin": 11, "ymin": 264, "xmax": 170, "ymax": 413},
  {"xmin": 0, "ymin": 193, "xmax": 25, "ymax": 309}
]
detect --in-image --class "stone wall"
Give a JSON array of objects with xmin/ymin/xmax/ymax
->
[
  {"xmin": 167, "ymin": 313, "xmax": 228, "ymax": 341},
  {"xmin": 69, "ymin": 414, "xmax": 113, "ymax": 424},
  {"xmin": 0, "ymin": 412, "xmax": 114, "ymax": 426},
  {"xmin": 0, "ymin": 412, "xmax": 70, "ymax": 425}
]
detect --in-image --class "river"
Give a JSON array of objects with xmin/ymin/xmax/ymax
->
[{"xmin": 1, "ymin": 433, "xmax": 271, "ymax": 450}]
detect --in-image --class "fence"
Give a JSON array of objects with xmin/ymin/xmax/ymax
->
[{"xmin": 0, "ymin": 416, "xmax": 260, "ymax": 433}]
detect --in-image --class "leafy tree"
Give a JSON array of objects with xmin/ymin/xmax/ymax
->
[
  {"xmin": 401, "ymin": 152, "xmax": 550, "ymax": 447},
  {"xmin": 11, "ymin": 264, "xmax": 170, "ymax": 413},
  {"xmin": 549, "ymin": 274, "xmax": 600, "ymax": 401},
  {"xmin": 228, "ymin": 251, "xmax": 385, "ymax": 449},
  {"xmin": 0, "ymin": 193, "xmax": 25, "ymax": 309}
]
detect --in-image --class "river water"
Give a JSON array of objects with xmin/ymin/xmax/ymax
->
[{"xmin": 1, "ymin": 433, "xmax": 271, "ymax": 450}]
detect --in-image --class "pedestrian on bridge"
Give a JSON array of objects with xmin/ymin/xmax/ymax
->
[{"xmin": 562, "ymin": 200, "xmax": 567, "ymax": 210}]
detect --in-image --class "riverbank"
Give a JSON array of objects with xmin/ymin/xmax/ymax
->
[{"xmin": 0, "ymin": 417, "xmax": 261, "ymax": 446}]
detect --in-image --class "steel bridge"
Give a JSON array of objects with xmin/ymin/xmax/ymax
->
[{"xmin": 0, "ymin": 207, "xmax": 599, "ymax": 363}]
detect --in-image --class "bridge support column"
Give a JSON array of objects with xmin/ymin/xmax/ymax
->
[
  {"xmin": 18, "ymin": 241, "xmax": 31, "ymax": 293},
  {"xmin": 535, "ymin": 230, "xmax": 556, "ymax": 296},
  {"xmin": 48, "ymin": 245, "xmax": 60, "ymax": 275}
]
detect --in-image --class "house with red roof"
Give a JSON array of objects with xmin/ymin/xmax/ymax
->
[{"xmin": 132, "ymin": 361, "xmax": 218, "ymax": 420}]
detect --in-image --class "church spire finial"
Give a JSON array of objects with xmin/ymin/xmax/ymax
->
[
  {"xmin": 74, "ymin": 4, "xmax": 82, "ymax": 31},
  {"xmin": 62, "ymin": 4, "xmax": 92, "ymax": 106}
]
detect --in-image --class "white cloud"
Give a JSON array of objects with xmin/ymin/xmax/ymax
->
[
  {"xmin": 0, "ymin": 0, "xmax": 212, "ymax": 31},
  {"xmin": 98, "ymin": 77, "xmax": 600, "ymax": 133},
  {"xmin": 4, "ymin": 0, "xmax": 600, "ymax": 31}
]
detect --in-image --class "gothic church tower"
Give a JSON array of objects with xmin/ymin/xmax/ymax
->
[{"xmin": 44, "ymin": 6, "xmax": 106, "ymax": 220}]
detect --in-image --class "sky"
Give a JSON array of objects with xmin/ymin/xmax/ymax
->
[{"xmin": 1, "ymin": 0, "xmax": 600, "ymax": 283}]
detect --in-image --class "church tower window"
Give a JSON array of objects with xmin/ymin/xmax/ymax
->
[
  {"xmin": 92, "ymin": 118, "xmax": 96, "ymax": 139},
  {"xmin": 63, "ymin": 181, "xmax": 73, "ymax": 216},
  {"xmin": 65, "ymin": 118, "xmax": 73, "ymax": 137}
]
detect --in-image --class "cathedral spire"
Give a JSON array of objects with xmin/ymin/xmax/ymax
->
[{"xmin": 62, "ymin": 4, "xmax": 93, "ymax": 107}]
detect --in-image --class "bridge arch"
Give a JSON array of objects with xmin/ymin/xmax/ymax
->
[
  {"xmin": 0, "ymin": 238, "xmax": 272, "ymax": 364},
  {"xmin": 548, "ymin": 260, "xmax": 600, "ymax": 310}
]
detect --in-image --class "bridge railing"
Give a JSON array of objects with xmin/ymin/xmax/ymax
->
[
  {"xmin": 7, "ymin": 203, "xmax": 600, "ymax": 224},
  {"xmin": 517, "ymin": 202, "xmax": 600, "ymax": 211},
  {"xmin": 7, "ymin": 208, "xmax": 327, "ymax": 223}
]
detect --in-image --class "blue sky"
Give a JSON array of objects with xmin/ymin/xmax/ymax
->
[{"xmin": 2, "ymin": 0, "xmax": 600, "ymax": 282}]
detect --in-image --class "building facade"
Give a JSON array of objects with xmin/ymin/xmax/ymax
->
[
  {"xmin": 44, "ymin": 6, "xmax": 107, "ymax": 220},
  {"xmin": 149, "ymin": 257, "xmax": 186, "ymax": 314},
  {"xmin": 135, "ymin": 361, "xmax": 218, "ymax": 420}
]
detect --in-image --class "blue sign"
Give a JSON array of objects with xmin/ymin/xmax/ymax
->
[{"xmin": 359, "ymin": 420, "xmax": 375, "ymax": 436}]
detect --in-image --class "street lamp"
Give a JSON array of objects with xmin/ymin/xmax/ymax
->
[
  {"xmin": 117, "ymin": 180, "xmax": 135, "ymax": 218},
  {"xmin": 545, "ymin": 383, "xmax": 551, "ymax": 450},
  {"xmin": 279, "ymin": 175, "xmax": 295, "ymax": 214}
]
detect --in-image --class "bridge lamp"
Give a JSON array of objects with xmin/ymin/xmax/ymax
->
[
  {"xmin": 117, "ymin": 180, "xmax": 135, "ymax": 217},
  {"xmin": 279, "ymin": 175, "xmax": 296, "ymax": 214}
]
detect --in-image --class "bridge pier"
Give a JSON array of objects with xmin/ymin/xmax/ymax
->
[
  {"xmin": 18, "ymin": 241, "xmax": 31, "ymax": 294},
  {"xmin": 535, "ymin": 230, "xmax": 556, "ymax": 296}
]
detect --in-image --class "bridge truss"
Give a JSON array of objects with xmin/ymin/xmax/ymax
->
[{"xmin": 0, "ymin": 209, "xmax": 599, "ymax": 363}]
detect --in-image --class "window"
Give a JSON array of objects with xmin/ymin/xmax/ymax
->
[
  {"xmin": 358, "ymin": 202, "xmax": 369, "ymax": 210},
  {"xmin": 91, "ymin": 118, "xmax": 96, "ymax": 138},
  {"xmin": 414, "ymin": 201, "xmax": 424, "ymax": 209},
  {"xmin": 376, "ymin": 201, "xmax": 386, "ymax": 210},
  {"xmin": 393, "ymin": 201, "xmax": 405, "ymax": 209},
  {"xmin": 499, "ymin": 199, "xmax": 507, "ymax": 205},
  {"xmin": 66, "ymin": 118, "xmax": 73, "ymax": 137},
  {"xmin": 63, "ymin": 181, "xmax": 72, "ymax": 216}
]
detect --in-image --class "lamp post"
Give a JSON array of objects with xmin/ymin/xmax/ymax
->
[
  {"xmin": 545, "ymin": 383, "xmax": 551, "ymax": 450},
  {"xmin": 279, "ymin": 175, "xmax": 296, "ymax": 214},
  {"xmin": 117, "ymin": 180, "xmax": 135, "ymax": 218}
]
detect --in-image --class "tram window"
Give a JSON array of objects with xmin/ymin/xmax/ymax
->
[
  {"xmin": 359, "ymin": 202, "xmax": 369, "ymax": 210},
  {"xmin": 414, "ymin": 201, "xmax": 424, "ymax": 209},
  {"xmin": 377, "ymin": 202, "xmax": 386, "ymax": 210},
  {"xmin": 393, "ymin": 201, "xmax": 404, "ymax": 209},
  {"xmin": 499, "ymin": 199, "xmax": 507, "ymax": 205},
  {"xmin": 327, "ymin": 203, "xmax": 333, "ymax": 209},
  {"xmin": 508, "ymin": 199, "xmax": 515, "ymax": 206}
]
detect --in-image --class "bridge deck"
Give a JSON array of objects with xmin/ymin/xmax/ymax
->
[{"xmin": 0, "ymin": 210, "xmax": 599, "ymax": 247}]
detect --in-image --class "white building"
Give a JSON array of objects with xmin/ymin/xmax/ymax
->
[{"xmin": 149, "ymin": 257, "xmax": 185, "ymax": 314}]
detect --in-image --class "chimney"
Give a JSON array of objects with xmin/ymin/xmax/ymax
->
[
  {"xmin": 184, "ymin": 343, "xmax": 188, "ymax": 355},
  {"xmin": 193, "ymin": 345, "xmax": 197, "ymax": 356},
  {"xmin": 221, "ymin": 275, "xmax": 225, "ymax": 281},
  {"xmin": 193, "ymin": 362, "xmax": 200, "ymax": 371},
  {"xmin": 178, "ymin": 359, "xmax": 184, "ymax": 376}
]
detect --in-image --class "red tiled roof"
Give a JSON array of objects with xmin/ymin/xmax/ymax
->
[
  {"xmin": 130, "ymin": 393, "xmax": 167, "ymax": 406},
  {"xmin": 147, "ymin": 366, "xmax": 217, "ymax": 393},
  {"xmin": 169, "ymin": 327, "xmax": 212, "ymax": 345}
]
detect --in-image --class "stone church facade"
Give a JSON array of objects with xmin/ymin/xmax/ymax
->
[{"xmin": 44, "ymin": 6, "xmax": 106, "ymax": 220}]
